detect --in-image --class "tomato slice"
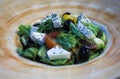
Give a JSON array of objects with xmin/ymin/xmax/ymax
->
[
  {"xmin": 45, "ymin": 35, "xmax": 58, "ymax": 49},
  {"xmin": 47, "ymin": 31, "xmax": 60, "ymax": 39}
]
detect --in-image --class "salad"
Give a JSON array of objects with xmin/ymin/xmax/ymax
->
[{"xmin": 17, "ymin": 12, "xmax": 107, "ymax": 66}]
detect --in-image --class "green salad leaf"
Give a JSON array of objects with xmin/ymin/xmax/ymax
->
[
  {"xmin": 40, "ymin": 58, "xmax": 68, "ymax": 65},
  {"xmin": 50, "ymin": 59, "xmax": 68, "ymax": 65},
  {"xmin": 89, "ymin": 52, "xmax": 99, "ymax": 60},
  {"xmin": 17, "ymin": 24, "xmax": 31, "ymax": 36},
  {"xmin": 56, "ymin": 32, "xmax": 77, "ymax": 50},
  {"xmin": 37, "ymin": 46, "xmax": 47, "ymax": 59},
  {"xmin": 17, "ymin": 47, "xmax": 24, "ymax": 56},
  {"xmin": 70, "ymin": 22, "xmax": 84, "ymax": 39},
  {"xmin": 22, "ymin": 47, "xmax": 38, "ymax": 60},
  {"xmin": 37, "ymin": 19, "xmax": 54, "ymax": 33},
  {"xmin": 100, "ymin": 32, "xmax": 107, "ymax": 42}
]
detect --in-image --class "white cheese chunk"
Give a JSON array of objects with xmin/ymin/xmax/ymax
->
[
  {"xmin": 40, "ymin": 13, "xmax": 62, "ymax": 28},
  {"xmin": 51, "ymin": 13, "xmax": 62, "ymax": 28},
  {"xmin": 77, "ymin": 22, "xmax": 96, "ymax": 39},
  {"xmin": 30, "ymin": 26, "xmax": 39, "ymax": 33},
  {"xmin": 52, "ymin": 20, "xmax": 62, "ymax": 28},
  {"xmin": 78, "ymin": 13, "xmax": 91, "ymax": 23},
  {"xmin": 47, "ymin": 46, "xmax": 71, "ymax": 60},
  {"xmin": 77, "ymin": 13, "xmax": 95, "ymax": 39},
  {"xmin": 30, "ymin": 32, "xmax": 46, "ymax": 45}
]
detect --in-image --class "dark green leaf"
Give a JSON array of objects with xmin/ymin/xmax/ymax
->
[
  {"xmin": 23, "ymin": 47, "xmax": 38, "ymax": 60},
  {"xmin": 89, "ymin": 52, "xmax": 100, "ymax": 60},
  {"xmin": 41, "ymin": 59, "xmax": 68, "ymax": 65},
  {"xmin": 56, "ymin": 32, "xmax": 77, "ymax": 50},
  {"xmin": 37, "ymin": 46, "xmax": 47, "ymax": 59},
  {"xmin": 70, "ymin": 22, "xmax": 84, "ymax": 39},
  {"xmin": 50, "ymin": 59, "xmax": 68, "ymax": 65},
  {"xmin": 17, "ymin": 47, "xmax": 23, "ymax": 56},
  {"xmin": 37, "ymin": 19, "xmax": 54, "ymax": 33},
  {"xmin": 17, "ymin": 24, "xmax": 31, "ymax": 36}
]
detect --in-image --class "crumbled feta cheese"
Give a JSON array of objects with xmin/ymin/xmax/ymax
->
[
  {"xmin": 77, "ymin": 22, "xmax": 96, "ymax": 39},
  {"xmin": 51, "ymin": 13, "xmax": 62, "ymax": 28},
  {"xmin": 47, "ymin": 46, "xmax": 71, "ymax": 60},
  {"xmin": 40, "ymin": 13, "xmax": 62, "ymax": 28},
  {"xmin": 78, "ymin": 13, "xmax": 91, "ymax": 23},
  {"xmin": 30, "ymin": 26, "xmax": 39, "ymax": 33},
  {"xmin": 30, "ymin": 32, "xmax": 46, "ymax": 45}
]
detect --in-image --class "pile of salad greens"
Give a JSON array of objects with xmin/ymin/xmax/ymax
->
[{"xmin": 17, "ymin": 12, "xmax": 107, "ymax": 66}]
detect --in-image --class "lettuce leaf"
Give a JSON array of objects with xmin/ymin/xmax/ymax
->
[
  {"xmin": 17, "ymin": 24, "xmax": 31, "ymax": 36},
  {"xmin": 37, "ymin": 19, "xmax": 54, "ymax": 33},
  {"xmin": 22, "ymin": 47, "xmax": 38, "ymax": 60},
  {"xmin": 40, "ymin": 58, "xmax": 68, "ymax": 66},
  {"xmin": 70, "ymin": 22, "xmax": 84, "ymax": 39},
  {"xmin": 56, "ymin": 32, "xmax": 77, "ymax": 50},
  {"xmin": 37, "ymin": 46, "xmax": 47, "ymax": 59},
  {"xmin": 17, "ymin": 47, "xmax": 24, "ymax": 56}
]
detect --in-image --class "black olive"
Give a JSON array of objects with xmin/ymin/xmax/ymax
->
[
  {"xmin": 63, "ymin": 20, "xmax": 73, "ymax": 31},
  {"xmin": 62, "ymin": 12, "xmax": 71, "ymax": 17},
  {"xmin": 33, "ymin": 23, "xmax": 40, "ymax": 27},
  {"xmin": 78, "ymin": 46, "xmax": 90, "ymax": 62}
]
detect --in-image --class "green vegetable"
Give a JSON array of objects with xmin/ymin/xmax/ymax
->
[
  {"xmin": 56, "ymin": 32, "xmax": 77, "ymax": 50},
  {"xmin": 17, "ymin": 47, "xmax": 23, "ymax": 56},
  {"xmin": 89, "ymin": 52, "xmax": 100, "ymax": 60},
  {"xmin": 37, "ymin": 19, "xmax": 54, "ymax": 33},
  {"xmin": 20, "ymin": 35, "xmax": 29, "ymax": 46},
  {"xmin": 100, "ymin": 32, "xmax": 107, "ymax": 42},
  {"xmin": 70, "ymin": 22, "xmax": 84, "ymax": 39},
  {"xmin": 94, "ymin": 38, "xmax": 105, "ymax": 49},
  {"xmin": 41, "ymin": 59, "xmax": 68, "ymax": 65},
  {"xmin": 22, "ymin": 47, "xmax": 38, "ymax": 60},
  {"xmin": 49, "ymin": 59, "xmax": 68, "ymax": 65},
  {"xmin": 17, "ymin": 24, "xmax": 31, "ymax": 36},
  {"xmin": 37, "ymin": 46, "xmax": 47, "ymax": 59}
]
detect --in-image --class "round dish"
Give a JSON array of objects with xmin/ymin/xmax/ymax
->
[{"xmin": 0, "ymin": 0, "xmax": 120, "ymax": 79}]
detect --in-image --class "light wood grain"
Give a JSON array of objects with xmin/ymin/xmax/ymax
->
[{"xmin": 0, "ymin": 0, "xmax": 120, "ymax": 79}]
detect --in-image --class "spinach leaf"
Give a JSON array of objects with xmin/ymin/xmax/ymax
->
[{"xmin": 17, "ymin": 24, "xmax": 31, "ymax": 36}]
